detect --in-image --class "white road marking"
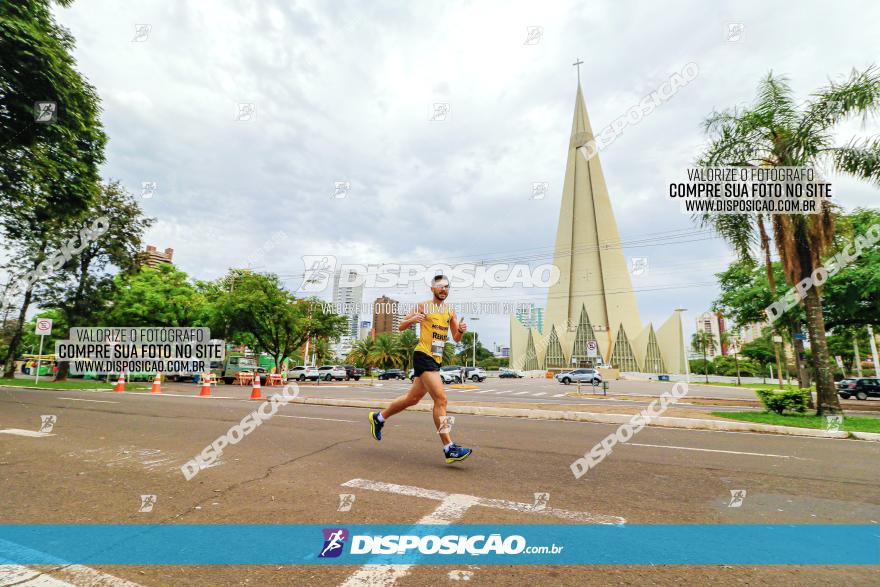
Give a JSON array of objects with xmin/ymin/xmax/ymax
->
[
  {"xmin": 474, "ymin": 390, "xmax": 491, "ymax": 394},
  {"xmin": 512, "ymin": 391, "xmax": 530, "ymax": 396},
  {"xmin": 0, "ymin": 565, "xmax": 74, "ymax": 586},
  {"xmin": 531, "ymin": 392, "xmax": 546, "ymax": 396},
  {"xmin": 552, "ymin": 393, "xmax": 565, "ymax": 397},
  {"xmin": 275, "ymin": 415, "xmax": 355, "ymax": 423},
  {"xmin": 339, "ymin": 479, "xmax": 622, "ymax": 586},
  {"xmin": 56, "ymin": 397, "xmax": 117, "ymax": 404},
  {"xmin": 626, "ymin": 443, "xmax": 807, "ymax": 459},
  {"xmin": 493, "ymin": 391, "xmax": 511, "ymax": 395},
  {"xmin": 0, "ymin": 429, "xmax": 53, "ymax": 438},
  {"xmin": 0, "ymin": 539, "xmax": 144, "ymax": 587}
]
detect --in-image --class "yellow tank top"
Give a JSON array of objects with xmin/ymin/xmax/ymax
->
[{"xmin": 415, "ymin": 302, "xmax": 451, "ymax": 362}]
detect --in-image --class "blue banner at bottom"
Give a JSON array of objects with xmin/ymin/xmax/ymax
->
[{"xmin": 0, "ymin": 525, "xmax": 877, "ymax": 565}]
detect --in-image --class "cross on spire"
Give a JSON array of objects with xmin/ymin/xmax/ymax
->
[{"xmin": 572, "ymin": 58, "xmax": 583, "ymax": 84}]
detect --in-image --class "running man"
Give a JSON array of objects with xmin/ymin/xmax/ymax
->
[{"xmin": 368, "ymin": 275, "xmax": 473, "ymax": 463}]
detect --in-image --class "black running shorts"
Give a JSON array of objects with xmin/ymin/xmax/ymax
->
[{"xmin": 413, "ymin": 351, "xmax": 441, "ymax": 377}]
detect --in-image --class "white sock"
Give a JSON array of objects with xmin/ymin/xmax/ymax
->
[
  {"xmin": 443, "ymin": 442, "xmax": 453, "ymax": 452},
  {"xmin": 376, "ymin": 413, "xmax": 385, "ymax": 423}
]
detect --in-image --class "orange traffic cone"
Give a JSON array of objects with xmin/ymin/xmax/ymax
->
[
  {"xmin": 250, "ymin": 373, "xmax": 262, "ymax": 400},
  {"xmin": 114, "ymin": 374, "xmax": 125, "ymax": 392},
  {"xmin": 151, "ymin": 373, "xmax": 162, "ymax": 394},
  {"xmin": 199, "ymin": 376, "xmax": 212, "ymax": 397}
]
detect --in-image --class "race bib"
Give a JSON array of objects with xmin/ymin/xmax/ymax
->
[{"xmin": 431, "ymin": 339, "xmax": 444, "ymax": 357}]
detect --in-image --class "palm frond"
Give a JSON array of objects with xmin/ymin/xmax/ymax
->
[{"xmin": 827, "ymin": 136, "xmax": 880, "ymax": 186}]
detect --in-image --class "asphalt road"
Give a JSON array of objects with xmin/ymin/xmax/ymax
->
[{"xmin": 1, "ymin": 384, "xmax": 878, "ymax": 586}]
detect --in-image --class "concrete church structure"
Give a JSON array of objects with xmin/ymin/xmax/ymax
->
[{"xmin": 509, "ymin": 80, "xmax": 686, "ymax": 374}]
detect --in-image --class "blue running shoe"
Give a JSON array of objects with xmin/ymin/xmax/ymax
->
[
  {"xmin": 368, "ymin": 411, "xmax": 384, "ymax": 441},
  {"xmin": 444, "ymin": 443, "xmax": 472, "ymax": 464}
]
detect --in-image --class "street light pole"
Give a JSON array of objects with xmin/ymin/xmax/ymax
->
[
  {"xmin": 675, "ymin": 308, "xmax": 690, "ymax": 383},
  {"xmin": 469, "ymin": 317, "xmax": 480, "ymax": 367}
]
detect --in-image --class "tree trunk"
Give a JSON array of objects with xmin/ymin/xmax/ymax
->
[
  {"xmin": 802, "ymin": 286, "xmax": 840, "ymax": 415},
  {"xmin": 2, "ymin": 286, "xmax": 34, "ymax": 378}
]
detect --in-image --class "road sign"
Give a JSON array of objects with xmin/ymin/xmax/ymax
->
[
  {"xmin": 772, "ymin": 335, "xmax": 783, "ymax": 343},
  {"xmin": 35, "ymin": 318, "xmax": 52, "ymax": 336},
  {"xmin": 33, "ymin": 318, "xmax": 53, "ymax": 385},
  {"xmin": 794, "ymin": 332, "xmax": 807, "ymax": 341},
  {"xmin": 586, "ymin": 340, "xmax": 598, "ymax": 358},
  {"xmin": 834, "ymin": 355, "xmax": 844, "ymax": 369}
]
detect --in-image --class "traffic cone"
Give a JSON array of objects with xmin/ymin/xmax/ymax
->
[
  {"xmin": 249, "ymin": 373, "xmax": 262, "ymax": 400},
  {"xmin": 114, "ymin": 374, "xmax": 125, "ymax": 392},
  {"xmin": 151, "ymin": 373, "xmax": 162, "ymax": 394},
  {"xmin": 199, "ymin": 375, "xmax": 212, "ymax": 397}
]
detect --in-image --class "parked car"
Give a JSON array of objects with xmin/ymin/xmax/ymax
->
[
  {"xmin": 318, "ymin": 365, "xmax": 347, "ymax": 381},
  {"xmin": 289, "ymin": 365, "xmax": 308, "ymax": 381},
  {"xmin": 499, "ymin": 369, "xmax": 523, "ymax": 378},
  {"xmin": 378, "ymin": 369, "xmax": 406, "ymax": 380},
  {"xmin": 409, "ymin": 368, "xmax": 458, "ymax": 384},
  {"xmin": 837, "ymin": 377, "xmax": 880, "ymax": 400},
  {"xmin": 555, "ymin": 368, "xmax": 602, "ymax": 385},
  {"xmin": 463, "ymin": 367, "xmax": 487, "ymax": 382},
  {"xmin": 341, "ymin": 364, "xmax": 365, "ymax": 381},
  {"xmin": 440, "ymin": 365, "xmax": 463, "ymax": 384}
]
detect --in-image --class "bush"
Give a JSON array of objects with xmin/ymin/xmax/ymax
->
[{"xmin": 755, "ymin": 388, "xmax": 810, "ymax": 414}]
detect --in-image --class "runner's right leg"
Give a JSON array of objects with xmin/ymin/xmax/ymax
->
[{"xmin": 369, "ymin": 376, "xmax": 428, "ymax": 441}]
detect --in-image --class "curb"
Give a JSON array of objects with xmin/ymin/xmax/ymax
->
[{"xmin": 289, "ymin": 397, "xmax": 879, "ymax": 441}]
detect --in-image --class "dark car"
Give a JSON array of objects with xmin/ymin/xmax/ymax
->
[
  {"xmin": 837, "ymin": 377, "xmax": 880, "ymax": 400},
  {"xmin": 341, "ymin": 364, "xmax": 365, "ymax": 381},
  {"xmin": 499, "ymin": 369, "xmax": 522, "ymax": 378},
  {"xmin": 378, "ymin": 369, "xmax": 406, "ymax": 380}
]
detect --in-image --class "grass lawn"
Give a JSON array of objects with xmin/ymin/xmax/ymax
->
[
  {"xmin": 710, "ymin": 411, "xmax": 880, "ymax": 433},
  {"xmin": 0, "ymin": 377, "xmax": 149, "ymax": 390},
  {"xmin": 697, "ymin": 381, "xmax": 814, "ymax": 392}
]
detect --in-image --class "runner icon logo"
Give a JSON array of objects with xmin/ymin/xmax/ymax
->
[{"xmin": 319, "ymin": 528, "xmax": 349, "ymax": 558}]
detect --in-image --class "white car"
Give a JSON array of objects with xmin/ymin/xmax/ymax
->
[
  {"xmin": 555, "ymin": 368, "xmax": 602, "ymax": 385},
  {"xmin": 290, "ymin": 365, "xmax": 320, "ymax": 381},
  {"xmin": 318, "ymin": 365, "xmax": 347, "ymax": 381},
  {"xmin": 409, "ymin": 368, "xmax": 459, "ymax": 384}
]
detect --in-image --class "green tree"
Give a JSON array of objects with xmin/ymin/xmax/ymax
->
[
  {"xmin": 347, "ymin": 337, "xmax": 376, "ymax": 372},
  {"xmin": 370, "ymin": 334, "xmax": 402, "ymax": 369},
  {"xmin": 396, "ymin": 329, "xmax": 418, "ymax": 371},
  {"xmin": 697, "ymin": 67, "xmax": 880, "ymax": 414},
  {"xmin": 719, "ymin": 331, "xmax": 742, "ymax": 385},
  {"xmin": 102, "ymin": 264, "xmax": 205, "ymax": 327},
  {"xmin": 691, "ymin": 331, "xmax": 713, "ymax": 382},
  {"xmin": 211, "ymin": 271, "xmax": 346, "ymax": 373}
]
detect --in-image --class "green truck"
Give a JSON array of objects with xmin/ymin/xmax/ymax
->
[{"xmin": 211, "ymin": 355, "xmax": 268, "ymax": 384}]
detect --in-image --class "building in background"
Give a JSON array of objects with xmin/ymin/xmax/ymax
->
[
  {"xmin": 509, "ymin": 80, "xmax": 686, "ymax": 374},
  {"xmin": 738, "ymin": 321, "xmax": 766, "ymax": 344},
  {"xmin": 139, "ymin": 245, "xmax": 174, "ymax": 267},
  {"xmin": 694, "ymin": 311, "xmax": 726, "ymax": 358},
  {"xmin": 373, "ymin": 295, "xmax": 401, "ymax": 335},
  {"xmin": 515, "ymin": 304, "xmax": 544, "ymax": 335},
  {"xmin": 331, "ymin": 269, "xmax": 364, "ymax": 358},
  {"xmin": 358, "ymin": 320, "xmax": 372, "ymax": 340}
]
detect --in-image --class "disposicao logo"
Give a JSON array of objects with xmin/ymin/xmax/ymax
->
[{"xmin": 319, "ymin": 528, "xmax": 348, "ymax": 558}]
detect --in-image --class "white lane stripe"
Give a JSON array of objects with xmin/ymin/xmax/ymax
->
[
  {"xmin": 56, "ymin": 397, "xmax": 117, "ymax": 404},
  {"xmin": 0, "ymin": 540, "xmax": 144, "ymax": 586},
  {"xmin": 512, "ymin": 391, "xmax": 530, "ymax": 396},
  {"xmin": 275, "ymin": 415, "xmax": 355, "ymax": 423},
  {"xmin": 626, "ymin": 443, "xmax": 806, "ymax": 459},
  {"xmin": 532, "ymin": 392, "xmax": 546, "ymax": 396},
  {"xmin": 474, "ymin": 390, "xmax": 491, "ymax": 394},
  {"xmin": 552, "ymin": 393, "xmax": 565, "ymax": 397},
  {"xmin": 493, "ymin": 391, "xmax": 511, "ymax": 395},
  {"xmin": 339, "ymin": 479, "xmax": 622, "ymax": 586},
  {"xmin": 0, "ymin": 429, "xmax": 53, "ymax": 437},
  {"xmin": 0, "ymin": 565, "xmax": 75, "ymax": 586}
]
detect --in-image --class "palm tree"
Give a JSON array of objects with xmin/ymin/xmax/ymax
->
[
  {"xmin": 697, "ymin": 67, "xmax": 880, "ymax": 415},
  {"xmin": 442, "ymin": 342, "xmax": 457, "ymax": 365},
  {"xmin": 370, "ymin": 334, "xmax": 402, "ymax": 370},
  {"xmin": 692, "ymin": 331, "xmax": 714, "ymax": 383},
  {"xmin": 347, "ymin": 337, "xmax": 376, "ymax": 374},
  {"xmin": 396, "ymin": 329, "xmax": 418, "ymax": 371},
  {"xmin": 720, "ymin": 331, "xmax": 742, "ymax": 386}
]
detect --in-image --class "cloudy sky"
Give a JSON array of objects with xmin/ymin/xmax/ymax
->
[{"xmin": 54, "ymin": 0, "xmax": 880, "ymax": 349}]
